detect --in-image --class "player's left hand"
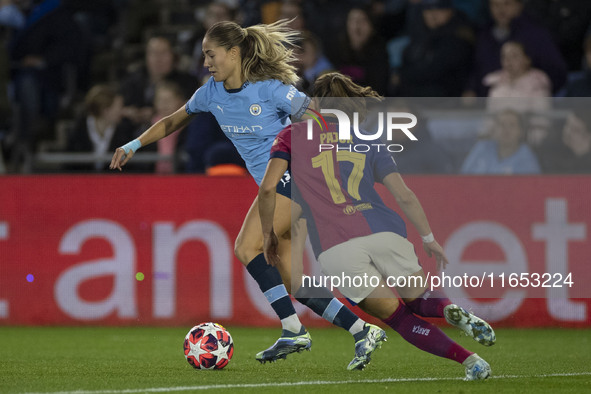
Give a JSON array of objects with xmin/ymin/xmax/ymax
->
[
  {"xmin": 109, "ymin": 147, "xmax": 133, "ymax": 171},
  {"xmin": 423, "ymin": 240, "xmax": 449, "ymax": 271},
  {"xmin": 263, "ymin": 231, "xmax": 281, "ymax": 267}
]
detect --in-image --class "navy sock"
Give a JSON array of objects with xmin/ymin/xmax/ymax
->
[
  {"xmin": 294, "ymin": 285, "xmax": 359, "ymax": 331},
  {"xmin": 246, "ymin": 253, "xmax": 297, "ymax": 321}
]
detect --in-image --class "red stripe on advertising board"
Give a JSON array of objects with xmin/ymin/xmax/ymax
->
[{"xmin": 0, "ymin": 175, "xmax": 589, "ymax": 327}]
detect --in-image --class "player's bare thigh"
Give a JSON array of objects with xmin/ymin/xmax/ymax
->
[
  {"xmin": 358, "ymin": 279, "xmax": 400, "ymax": 320},
  {"xmin": 234, "ymin": 193, "xmax": 297, "ymax": 265},
  {"xmin": 360, "ymin": 270, "xmax": 427, "ymax": 318}
]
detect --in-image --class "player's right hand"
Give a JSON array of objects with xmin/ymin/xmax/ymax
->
[
  {"xmin": 263, "ymin": 231, "xmax": 281, "ymax": 267},
  {"xmin": 109, "ymin": 147, "xmax": 134, "ymax": 171},
  {"xmin": 423, "ymin": 240, "xmax": 449, "ymax": 271}
]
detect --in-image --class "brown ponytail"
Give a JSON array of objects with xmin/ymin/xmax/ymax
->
[
  {"xmin": 312, "ymin": 73, "xmax": 382, "ymax": 121},
  {"xmin": 312, "ymin": 73, "xmax": 381, "ymax": 99}
]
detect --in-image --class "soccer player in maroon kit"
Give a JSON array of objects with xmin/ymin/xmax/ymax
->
[{"xmin": 259, "ymin": 72, "xmax": 495, "ymax": 379}]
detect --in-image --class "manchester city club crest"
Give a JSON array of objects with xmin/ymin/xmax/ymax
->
[{"xmin": 249, "ymin": 104, "xmax": 261, "ymax": 116}]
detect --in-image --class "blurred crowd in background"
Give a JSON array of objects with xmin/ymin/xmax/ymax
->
[{"xmin": 0, "ymin": 0, "xmax": 590, "ymax": 175}]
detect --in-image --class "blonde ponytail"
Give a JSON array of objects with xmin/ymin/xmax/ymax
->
[{"xmin": 205, "ymin": 19, "xmax": 300, "ymax": 85}]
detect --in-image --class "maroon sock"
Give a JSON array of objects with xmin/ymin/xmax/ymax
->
[
  {"xmin": 405, "ymin": 290, "xmax": 452, "ymax": 317},
  {"xmin": 383, "ymin": 303, "xmax": 472, "ymax": 364}
]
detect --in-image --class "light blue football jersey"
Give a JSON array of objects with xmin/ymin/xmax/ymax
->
[{"xmin": 185, "ymin": 77, "xmax": 310, "ymax": 184}]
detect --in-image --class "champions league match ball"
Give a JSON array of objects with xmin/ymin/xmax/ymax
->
[{"xmin": 183, "ymin": 322, "xmax": 234, "ymax": 370}]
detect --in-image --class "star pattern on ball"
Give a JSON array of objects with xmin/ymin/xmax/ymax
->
[
  {"xmin": 184, "ymin": 323, "xmax": 234, "ymax": 370},
  {"xmin": 211, "ymin": 339, "xmax": 231, "ymax": 362},
  {"xmin": 189, "ymin": 339, "xmax": 210, "ymax": 358}
]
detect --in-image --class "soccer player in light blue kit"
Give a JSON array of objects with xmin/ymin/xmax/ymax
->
[{"xmin": 110, "ymin": 19, "xmax": 384, "ymax": 365}]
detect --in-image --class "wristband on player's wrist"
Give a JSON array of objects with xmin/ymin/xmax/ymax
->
[
  {"xmin": 121, "ymin": 139, "xmax": 141, "ymax": 154},
  {"xmin": 421, "ymin": 233, "xmax": 435, "ymax": 243}
]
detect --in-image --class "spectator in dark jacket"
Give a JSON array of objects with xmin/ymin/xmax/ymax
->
[
  {"xmin": 294, "ymin": 30, "xmax": 334, "ymax": 95},
  {"xmin": 564, "ymin": 36, "xmax": 591, "ymax": 97},
  {"xmin": 67, "ymin": 84, "xmax": 131, "ymax": 172},
  {"xmin": 327, "ymin": 6, "xmax": 389, "ymax": 95},
  {"xmin": 396, "ymin": 0, "xmax": 475, "ymax": 97},
  {"xmin": 120, "ymin": 35, "xmax": 198, "ymax": 128},
  {"xmin": 465, "ymin": 0, "xmax": 567, "ymax": 96},
  {"xmin": 10, "ymin": 0, "xmax": 89, "ymax": 152},
  {"xmin": 523, "ymin": 0, "xmax": 591, "ymax": 72}
]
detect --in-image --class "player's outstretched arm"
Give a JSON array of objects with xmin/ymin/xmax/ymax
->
[
  {"xmin": 382, "ymin": 172, "xmax": 449, "ymax": 270},
  {"xmin": 258, "ymin": 158, "xmax": 289, "ymax": 266},
  {"xmin": 110, "ymin": 106, "xmax": 193, "ymax": 171}
]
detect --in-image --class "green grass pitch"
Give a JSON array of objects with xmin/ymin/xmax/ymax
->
[{"xmin": 0, "ymin": 326, "xmax": 589, "ymax": 393}]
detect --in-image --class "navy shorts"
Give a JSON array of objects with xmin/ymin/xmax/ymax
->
[{"xmin": 276, "ymin": 170, "xmax": 291, "ymax": 199}]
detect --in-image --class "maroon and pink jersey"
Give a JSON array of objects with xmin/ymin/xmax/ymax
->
[{"xmin": 270, "ymin": 121, "xmax": 407, "ymax": 258}]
